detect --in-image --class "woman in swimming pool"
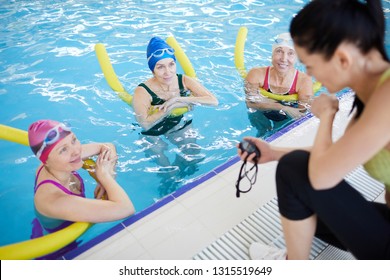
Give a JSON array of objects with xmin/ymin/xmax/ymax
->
[
  {"xmin": 245, "ymin": 32, "xmax": 314, "ymax": 137},
  {"xmin": 132, "ymin": 37, "xmax": 218, "ymax": 194},
  {"xmin": 238, "ymin": 0, "xmax": 390, "ymax": 259},
  {"xmin": 132, "ymin": 36, "xmax": 218, "ymax": 134},
  {"xmin": 29, "ymin": 120, "xmax": 135, "ymax": 234}
]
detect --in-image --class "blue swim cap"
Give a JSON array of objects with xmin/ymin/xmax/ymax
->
[{"xmin": 147, "ymin": 36, "xmax": 176, "ymax": 72}]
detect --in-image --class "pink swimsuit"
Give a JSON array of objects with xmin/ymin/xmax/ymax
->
[
  {"xmin": 33, "ymin": 165, "xmax": 85, "ymax": 233},
  {"xmin": 262, "ymin": 66, "xmax": 298, "ymax": 94}
]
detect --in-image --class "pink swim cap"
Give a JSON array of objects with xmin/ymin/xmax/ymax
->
[{"xmin": 28, "ymin": 120, "xmax": 72, "ymax": 163}]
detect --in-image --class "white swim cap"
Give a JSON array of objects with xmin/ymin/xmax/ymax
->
[{"xmin": 272, "ymin": 33, "xmax": 294, "ymax": 53}]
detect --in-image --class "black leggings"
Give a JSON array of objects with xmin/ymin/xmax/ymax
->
[{"xmin": 276, "ymin": 150, "xmax": 390, "ymax": 259}]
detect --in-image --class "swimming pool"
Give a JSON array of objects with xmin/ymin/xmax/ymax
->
[{"xmin": 1, "ymin": 0, "xmax": 389, "ymax": 259}]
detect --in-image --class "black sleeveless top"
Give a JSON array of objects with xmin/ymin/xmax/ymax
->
[{"xmin": 138, "ymin": 74, "xmax": 189, "ymax": 136}]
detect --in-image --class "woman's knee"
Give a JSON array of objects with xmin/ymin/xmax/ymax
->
[
  {"xmin": 276, "ymin": 150, "xmax": 313, "ymax": 220},
  {"xmin": 276, "ymin": 150, "xmax": 310, "ymax": 182}
]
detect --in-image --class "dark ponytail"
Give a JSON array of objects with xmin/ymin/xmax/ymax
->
[
  {"xmin": 350, "ymin": 95, "xmax": 365, "ymax": 119},
  {"xmin": 351, "ymin": 1, "xmax": 386, "ymax": 119}
]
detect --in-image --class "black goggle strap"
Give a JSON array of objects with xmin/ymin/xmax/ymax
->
[{"xmin": 235, "ymin": 155, "xmax": 258, "ymax": 198}]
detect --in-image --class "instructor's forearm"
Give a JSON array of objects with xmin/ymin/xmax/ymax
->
[{"xmin": 271, "ymin": 146, "xmax": 311, "ymax": 161}]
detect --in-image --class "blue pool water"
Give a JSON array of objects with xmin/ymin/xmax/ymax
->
[{"xmin": 1, "ymin": 0, "xmax": 389, "ymax": 258}]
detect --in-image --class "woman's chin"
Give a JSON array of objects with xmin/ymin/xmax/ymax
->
[{"xmin": 70, "ymin": 157, "xmax": 83, "ymax": 169}]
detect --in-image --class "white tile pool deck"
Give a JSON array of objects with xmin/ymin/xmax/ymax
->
[{"xmin": 75, "ymin": 93, "xmax": 357, "ymax": 260}]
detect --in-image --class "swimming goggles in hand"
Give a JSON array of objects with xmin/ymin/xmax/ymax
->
[
  {"xmin": 235, "ymin": 154, "xmax": 258, "ymax": 198},
  {"xmin": 36, "ymin": 122, "xmax": 72, "ymax": 159},
  {"xmin": 147, "ymin": 48, "xmax": 175, "ymax": 61}
]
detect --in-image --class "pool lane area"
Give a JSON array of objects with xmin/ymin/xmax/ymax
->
[{"xmin": 68, "ymin": 91, "xmax": 386, "ymax": 260}]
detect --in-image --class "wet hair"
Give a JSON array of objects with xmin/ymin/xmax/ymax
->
[
  {"xmin": 290, "ymin": 0, "xmax": 389, "ymax": 119},
  {"xmin": 290, "ymin": 0, "xmax": 388, "ymax": 62}
]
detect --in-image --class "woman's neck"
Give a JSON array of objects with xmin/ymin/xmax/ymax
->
[
  {"xmin": 269, "ymin": 67, "xmax": 295, "ymax": 93},
  {"xmin": 44, "ymin": 165, "xmax": 81, "ymax": 193},
  {"xmin": 157, "ymin": 80, "xmax": 170, "ymax": 92},
  {"xmin": 350, "ymin": 49, "xmax": 390, "ymax": 104},
  {"xmin": 44, "ymin": 165, "xmax": 71, "ymax": 185},
  {"xmin": 270, "ymin": 67, "xmax": 295, "ymax": 85},
  {"xmin": 151, "ymin": 76, "xmax": 179, "ymax": 98}
]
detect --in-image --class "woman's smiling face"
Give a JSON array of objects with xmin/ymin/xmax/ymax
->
[
  {"xmin": 46, "ymin": 133, "xmax": 83, "ymax": 171},
  {"xmin": 272, "ymin": 46, "xmax": 297, "ymax": 73}
]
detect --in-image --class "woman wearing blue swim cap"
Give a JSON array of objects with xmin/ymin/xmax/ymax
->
[
  {"xmin": 133, "ymin": 36, "xmax": 218, "ymax": 132},
  {"xmin": 132, "ymin": 36, "xmax": 218, "ymax": 195}
]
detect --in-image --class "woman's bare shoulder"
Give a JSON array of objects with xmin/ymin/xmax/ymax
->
[{"xmin": 246, "ymin": 67, "xmax": 268, "ymax": 83}]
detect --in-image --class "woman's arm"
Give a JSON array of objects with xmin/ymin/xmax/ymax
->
[
  {"xmin": 245, "ymin": 67, "xmax": 268, "ymax": 107},
  {"xmin": 245, "ymin": 92, "xmax": 308, "ymax": 120},
  {"xmin": 132, "ymin": 86, "xmax": 170, "ymax": 130},
  {"xmin": 237, "ymin": 136, "xmax": 311, "ymax": 164},
  {"xmin": 81, "ymin": 142, "xmax": 116, "ymax": 160},
  {"xmin": 297, "ymin": 72, "xmax": 314, "ymax": 102},
  {"xmin": 180, "ymin": 75, "xmax": 218, "ymax": 106},
  {"xmin": 158, "ymin": 76, "xmax": 218, "ymax": 112},
  {"xmin": 159, "ymin": 75, "xmax": 218, "ymax": 111},
  {"xmin": 246, "ymin": 98, "xmax": 285, "ymax": 111},
  {"xmin": 309, "ymin": 80, "xmax": 390, "ymax": 190}
]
